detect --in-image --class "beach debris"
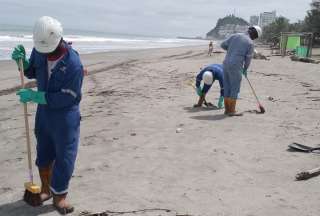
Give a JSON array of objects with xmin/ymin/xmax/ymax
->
[
  {"xmin": 267, "ymin": 96, "xmax": 274, "ymax": 101},
  {"xmin": 300, "ymin": 82, "xmax": 312, "ymax": 88},
  {"xmin": 176, "ymin": 128, "xmax": 183, "ymax": 133},
  {"xmin": 130, "ymin": 133, "xmax": 137, "ymax": 136},
  {"xmin": 267, "ymin": 96, "xmax": 278, "ymax": 102},
  {"xmin": 288, "ymin": 142, "xmax": 320, "ymax": 153},
  {"xmin": 309, "ymin": 89, "xmax": 320, "ymax": 92},
  {"xmin": 253, "ymin": 50, "xmax": 270, "ymax": 61},
  {"xmin": 306, "ymin": 96, "xmax": 320, "ymax": 101},
  {"xmin": 79, "ymin": 208, "xmax": 195, "ymax": 216},
  {"xmin": 290, "ymin": 55, "xmax": 320, "ymax": 64},
  {"xmin": 296, "ymin": 167, "xmax": 320, "ymax": 181}
]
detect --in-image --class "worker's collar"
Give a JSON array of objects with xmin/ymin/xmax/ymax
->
[{"xmin": 47, "ymin": 41, "xmax": 68, "ymax": 61}]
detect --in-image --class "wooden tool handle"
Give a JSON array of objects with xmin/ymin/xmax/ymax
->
[{"xmin": 19, "ymin": 59, "xmax": 34, "ymax": 183}]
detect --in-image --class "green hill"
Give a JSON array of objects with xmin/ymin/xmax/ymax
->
[{"xmin": 207, "ymin": 15, "xmax": 249, "ymax": 39}]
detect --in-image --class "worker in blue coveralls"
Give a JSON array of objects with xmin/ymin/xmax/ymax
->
[
  {"xmin": 11, "ymin": 16, "xmax": 83, "ymax": 215},
  {"xmin": 194, "ymin": 64, "xmax": 224, "ymax": 108},
  {"xmin": 221, "ymin": 25, "xmax": 262, "ymax": 116}
]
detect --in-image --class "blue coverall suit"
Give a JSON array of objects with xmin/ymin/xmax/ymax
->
[
  {"xmin": 196, "ymin": 64, "xmax": 224, "ymax": 97},
  {"xmin": 24, "ymin": 42, "xmax": 83, "ymax": 195},
  {"xmin": 220, "ymin": 33, "xmax": 254, "ymax": 99}
]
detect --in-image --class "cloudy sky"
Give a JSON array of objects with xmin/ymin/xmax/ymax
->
[{"xmin": 0, "ymin": 0, "xmax": 311, "ymax": 37}]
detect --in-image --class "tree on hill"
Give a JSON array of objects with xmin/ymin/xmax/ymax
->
[
  {"xmin": 261, "ymin": 17, "xmax": 290, "ymax": 43},
  {"xmin": 304, "ymin": 9, "xmax": 320, "ymax": 45},
  {"xmin": 304, "ymin": 9, "xmax": 320, "ymax": 33},
  {"xmin": 311, "ymin": 0, "xmax": 320, "ymax": 10},
  {"xmin": 261, "ymin": 1, "xmax": 320, "ymax": 45}
]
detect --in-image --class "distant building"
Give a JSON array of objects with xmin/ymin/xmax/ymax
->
[
  {"xmin": 259, "ymin": 11, "xmax": 276, "ymax": 27},
  {"xmin": 311, "ymin": 0, "xmax": 320, "ymax": 10},
  {"xmin": 250, "ymin": 16, "xmax": 259, "ymax": 26}
]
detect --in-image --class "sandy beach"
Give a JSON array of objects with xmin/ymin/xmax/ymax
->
[{"xmin": 0, "ymin": 45, "xmax": 320, "ymax": 216}]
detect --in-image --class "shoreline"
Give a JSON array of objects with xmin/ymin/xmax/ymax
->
[{"xmin": 0, "ymin": 44, "xmax": 210, "ymax": 63}]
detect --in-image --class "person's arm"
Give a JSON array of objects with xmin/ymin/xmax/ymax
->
[
  {"xmin": 195, "ymin": 68, "xmax": 206, "ymax": 88},
  {"xmin": 218, "ymin": 77, "xmax": 224, "ymax": 97},
  {"xmin": 220, "ymin": 35, "xmax": 232, "ymax": 50},
  {"xmin": 243, "ymin": 43, "xmax": 254, "ymax": 71},
  {"xmin": 45, "ymin": 66, "xmax": 83, "ymax": 109},
  {"xmin": 202, "ymin": 83, "xmax": 212, "ymax": 95}
]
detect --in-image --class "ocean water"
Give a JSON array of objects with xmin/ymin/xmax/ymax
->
[{"xmin": 0, "ymin": 25, "xmax": 208, "ymax": 60}]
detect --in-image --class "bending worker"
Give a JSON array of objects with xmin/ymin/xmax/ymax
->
[
  {"xmin": 194, "ymin": 64, "xmax": 224, "ymax": 108},
  {"xmin": 220, "ymin": 25, "xmax": 262, "ymax": 116},
  {"xmin": 12, "ymin": 16, "xmax": 83, "ymax": 214}
]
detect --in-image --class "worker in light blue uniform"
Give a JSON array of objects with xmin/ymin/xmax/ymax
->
[
  {"xmin": 221, "ymin": 26, "xmax": 262, "ymax": 116},
  {"xmin": 194, "ymin": 64, "xmax": 224, "ymax": 108},
  {"xmin": 12, "ymin": 16, "xmax": 83, "ymax": 215}
]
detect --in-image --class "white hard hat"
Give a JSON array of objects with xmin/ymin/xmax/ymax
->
[
  {"xmin": 203, "ymin": 71, "xmax": 213, "ymax": 85},
  {"xmin": 252, "ymin": 25, "xmax": 262, "ymax": 38},
  {"xmin": 33, "ymin": 16, "xmax": 63, "ymax": 53}
]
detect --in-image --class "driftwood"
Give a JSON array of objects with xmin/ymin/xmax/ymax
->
[
  {"xmin": 79, "ymin": 208, "xmax": 194, "ymax": 216},
  {"xmin": 253, "ymin": 52, "xmax": 270, "ymax": 61},
  {"xmin": 296, "ymin": 167, "xmax": 320, "ymax": 181},
  {"xmin": 290, "ymin": 55, "xmax": 320, "ymax": 64}
]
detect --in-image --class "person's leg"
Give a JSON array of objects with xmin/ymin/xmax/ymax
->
[
  {"xmin": 223, "ymin": 65, "xmax": 232, "ymax": 114},
  {"xmin": 35, "ymin": 120, "xmax": 55, "ymax": 202},
  {"xmin": 228, "ymin": 68, "xmax": 243, "ymax": 116},
  {"xmin": 50, "ymin": 111, "xmax": 80, "ymax": 214},
  {"xmin": 38, "ymin": 164, "xmax": 53, "ymax": 202}
]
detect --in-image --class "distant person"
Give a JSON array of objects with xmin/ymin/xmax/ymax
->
[
  {"xmin": 194, "ymin": 64, "xmax": 224, "ymax": 108},
  {"xmin": 220, "ymin": 26, "xmax": 262, "ymax": 116},
  {"xmin": 11, "ymin": 16, "xmax": 84, "ymax": 214},
  {"xmin": 208, "ymin": 41, "xmax": 214, "ymax": 56}
]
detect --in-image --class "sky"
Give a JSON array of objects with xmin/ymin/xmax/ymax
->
[{"xmin": 0, "ymin": 0, "xmax": 312, "ymax": 37}]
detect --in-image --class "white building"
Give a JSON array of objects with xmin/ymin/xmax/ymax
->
[
  {"xmin": 259, "ymin": 11, "xmax": 276, "ymax": 27},
  {"xmin": 250, "ymin": 16, "xmax": 259, "ymax": 26}
]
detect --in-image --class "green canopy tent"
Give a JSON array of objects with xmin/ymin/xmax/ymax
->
[{"xmin": 280, "ymin": 32, "xmax": 313, "ymax": 58}]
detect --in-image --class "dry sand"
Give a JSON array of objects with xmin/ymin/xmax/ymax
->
[{"xmin": 0, "ymin": 45, "xmax": 319, "ymax": 216}]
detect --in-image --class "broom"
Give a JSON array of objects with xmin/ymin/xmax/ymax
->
[{"xmin": 18, "ymin": 59, "xmax": 42, "ymax": 206}]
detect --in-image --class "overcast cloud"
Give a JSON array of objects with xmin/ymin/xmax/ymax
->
[{"xmin": 0, "ymin": 0, "xmax": 311, "ymax": 37}]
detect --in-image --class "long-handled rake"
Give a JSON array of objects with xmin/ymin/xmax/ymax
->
[{"xmin": 245, "ymin": 77, "xmax": 265, "ymax": 114}]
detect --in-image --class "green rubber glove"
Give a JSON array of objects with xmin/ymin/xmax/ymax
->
[
  {"xmin": 16, "ymin": 89, "xmax": 47, "ymax": 104},
  {"xmin": 241, "ymin": 69, "xmax": 247, "ymax": 77},
  {"xmin": 218, "ymin": 96, "xmax": 224, "ymax": 108},
  {"xmin": 11, "ymin": 45, "xmax": 29, "ymax": 70},
  {"xmin": 196, "ymin": 87, "xmax": 203, "ymax": 97}
]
